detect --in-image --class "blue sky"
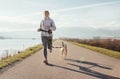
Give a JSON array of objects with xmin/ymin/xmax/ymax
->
[{"xmin": 0, "ymin": 0, "xmax": 120, "ymax": 38}]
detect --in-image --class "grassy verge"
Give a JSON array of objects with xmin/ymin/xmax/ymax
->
[
  {"xmin": 0, "ymin": 44, "xmax": 43, "ymax": 69},
  {"xmin": 71, "ymin": 42, "xmax": 120, "ymax": 59}
]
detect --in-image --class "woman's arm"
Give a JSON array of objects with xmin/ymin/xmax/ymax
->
[{"xmin": 50, "ymin": 20, "xmax": 56, "ymax": 31}]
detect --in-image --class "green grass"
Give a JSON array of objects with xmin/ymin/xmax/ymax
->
[
  {"xmin": 71, "ymin": 42, "xmax": 120, "ymax": 59},
  {"xmin": 0, "ymin": 44, "xmax": 43, "ymax": 69}
]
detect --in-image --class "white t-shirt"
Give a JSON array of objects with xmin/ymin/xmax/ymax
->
[{"xmin": 40, "ymin": 17, "xmax": 56, "ymax": 37}]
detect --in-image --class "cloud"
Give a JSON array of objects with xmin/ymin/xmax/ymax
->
[
  {"xmin": 101, "ymin": 21, "xmax": 120, "ymax": 30},
  {"xmin": 0, "ymin": 27, "xmax": 36, "ymax": 32},
  {"xmin": 0, "ymin": 15, "xmax": 39, "ymax": 32},
  {"xmin": 0, "ymin": 0, "xmax": 120, "ymax": 32},
  {"xmin": 22, "ymin": 1, "xmax": 120, "ymax": 17},
  {"xmin": 0, "ymin": 15, "xmax": 40, "ymax": 25},
  {"xmin": 53, "ymin": 1, "xmax": 120, "ymax": 12},
  {"xmin": 49, "ymin": 1, "xmax": 120, "ymax": 29}
]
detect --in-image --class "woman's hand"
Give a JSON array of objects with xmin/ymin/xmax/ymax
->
[{"xmin": 37, "ymin": 28, "xmax": 42, "ymax": 32}]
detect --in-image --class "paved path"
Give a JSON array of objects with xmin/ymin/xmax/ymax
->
[{"xmin": 0, "ymin": 40, "xmax": 120, "ymax": 79}]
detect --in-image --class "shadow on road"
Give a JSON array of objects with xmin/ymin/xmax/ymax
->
[
  {"xmin": 67, "ymin": 63, "xmax": 120, "ymax": 79},
  {"xmin": 65, "ymin": 58, "xmax": 112, "ymax": 70},
  {"xmin": 47, "ymin": 61, "xmax": 120, "ymax": 79}
]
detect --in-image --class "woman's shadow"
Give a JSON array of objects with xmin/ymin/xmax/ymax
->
[{"xmin": 65, "ymin": 58, "xmax": 112, "ymax": 70}]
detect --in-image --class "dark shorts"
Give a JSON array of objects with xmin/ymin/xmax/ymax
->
[{"xmin": 41, "ymin": 36, "xmax": 52, "ymax": 50}]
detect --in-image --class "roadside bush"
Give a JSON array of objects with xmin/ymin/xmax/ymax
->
[{"xmin": 63, "ymin": 38, "xmax": 120, "ymax": 52}]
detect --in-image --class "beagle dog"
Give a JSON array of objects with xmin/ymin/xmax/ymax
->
[{"xmin": 60, "ymin": 42, "xmax": 67, "ymax": 59}]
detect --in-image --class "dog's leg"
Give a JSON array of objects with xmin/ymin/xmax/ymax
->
[
  {"xmin": 64, "ymin": 45, "xmax": 67, "ymax": 59},
  {"xmin": 62, "ymin": 49, "xmax": 64, "ymax": 56},
  {"xmin": 61, "ymin": 48, "xmax": 64, "ymax": 56}
]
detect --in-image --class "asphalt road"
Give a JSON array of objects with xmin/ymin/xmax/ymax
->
[{"xmin": 0, "ymin": 40, "xmax": 120, "ymax": 79}]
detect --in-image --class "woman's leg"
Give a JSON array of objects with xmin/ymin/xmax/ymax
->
[
  {"xmin": 42, "ymin": 37, "xmax": 48, "ymax": 62},
  {"xmin": 48, "ymin": 37, "xmax": 52, "ymax": 53}
]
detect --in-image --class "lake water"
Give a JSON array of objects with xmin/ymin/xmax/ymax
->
[{"xmin": 0, "ymin": 39, "xmax": 41, "ymax": 59}]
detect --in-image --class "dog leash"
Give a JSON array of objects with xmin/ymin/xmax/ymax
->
[{"xmin": 52, "ymin": 46, "xmax": 62, "ymax": 48}]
